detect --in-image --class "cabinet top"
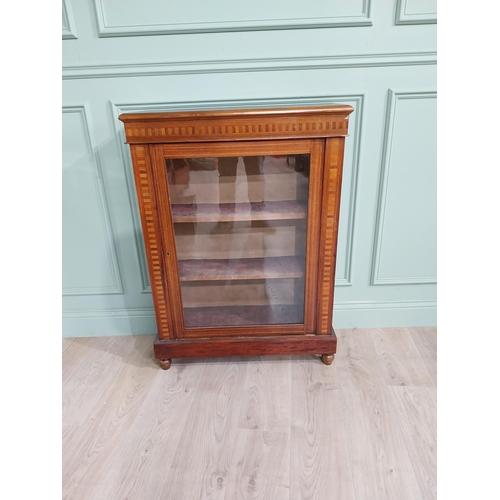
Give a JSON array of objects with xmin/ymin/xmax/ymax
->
[
  {"xmin": 118, "ymin": 105, "xmax": 354, "ymax": 144},
  {"xmin": 119, "ymin": 105, "xmax": 353, "ymax": 122}
]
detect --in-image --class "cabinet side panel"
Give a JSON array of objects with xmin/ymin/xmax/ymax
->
[
  {"xmin": 130, "ymin": 144, "xmax": 172, "ymax": 340},
  {"xmin": 317, "ymin": 138, "xmax": 345, "ymax": 334}
]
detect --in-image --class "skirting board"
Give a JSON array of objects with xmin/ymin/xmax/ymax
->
[{"xmin": 62, "ymin": 301, "xmax": 436, "ymax": 337}]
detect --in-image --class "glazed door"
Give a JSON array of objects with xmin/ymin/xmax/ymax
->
[{"xmin": 151, "ymin": 140, "xmax": 324, "ymax": 338}]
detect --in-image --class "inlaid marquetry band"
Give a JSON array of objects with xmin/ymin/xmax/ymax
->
[
  {"xmin": 318, "ymin": 138, "xmax": 344, "ymax": 335},
  {"xmin": 131, "ymin": 145, "xmax": 170, "ymax": 339},
  {"xmin": 122, "ymin": 114, "xmax": 350, "ymax": 144}
]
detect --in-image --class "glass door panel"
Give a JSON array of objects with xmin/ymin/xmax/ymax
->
[{"xmin": 165, "ymin": 153, "xmax": 311, "ymax": 329}]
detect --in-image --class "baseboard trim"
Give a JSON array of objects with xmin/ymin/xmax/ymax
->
[
  {"xmin": 334, "ymin": 300, "xmax": 436, "ymax": 328},
  {"xmin": 62, "ymin": 300, "xmax": 436, "ymax": 337}
]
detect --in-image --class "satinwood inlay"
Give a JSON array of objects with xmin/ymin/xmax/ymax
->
[
  {"xmin": 131, "ymin": 145, "xmax": 170, "ymax": 339},
  {"xmin": 120, "ymin": 106, "xmax": 351, "ymax": 144}
]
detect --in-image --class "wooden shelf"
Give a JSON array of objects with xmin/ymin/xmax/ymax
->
[
  {"xmin": 171, "ymin": 200, "xmax": 306, "ymax": 223},
  {"xmin": 178, "ymin": 256, "xmax": 304, "ymax": 282},
  {"xmin": 184, "ymin": 304, "xmax": 304, "ymax": 328}
]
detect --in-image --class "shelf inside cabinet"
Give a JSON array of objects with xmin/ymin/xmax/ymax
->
[
  {"xmin": 184, "ymin": 304, "xmax": 304, "ymax": 328},
  {"xmin": 178, "ymin": 256, "xmax": 304, "ymax": 282},
  {"xmin": 171, "ymin": 200, "xmax": 307, "ymax": 223}
]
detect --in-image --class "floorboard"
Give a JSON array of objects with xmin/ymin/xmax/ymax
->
[{"xmin": 62, "ymin": 327, "xmax": 437, "ymax": 500}]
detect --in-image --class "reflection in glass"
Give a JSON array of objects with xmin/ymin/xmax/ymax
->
[{"xmin": 166, "ymin": 154, "xmax": 310, "ymax": 328}]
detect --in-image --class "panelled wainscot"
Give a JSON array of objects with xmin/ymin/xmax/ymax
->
[{"xmin": 119, "ymin": 106, "xmax": 353, "ymax": 369}]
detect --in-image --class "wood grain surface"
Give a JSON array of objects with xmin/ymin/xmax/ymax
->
[
  {"xmin": 149, "ymin": 135, "xmax": 326, "ymax": 342},
  {"xmin": 63, "ymin": 327, "xmax": 437, "ymax": 500},
  {"xmin": 120, "ymin": 106, "xmax": 352, "ymax": 361},
  {"xmin": 408, "ymin": 326, "xmax": 437, "ymax": 385},
  {"xmin": 119, "ymin": 106, "xmax": 353, "ymax": 144}
]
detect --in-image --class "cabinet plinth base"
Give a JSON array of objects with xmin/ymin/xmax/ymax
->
[{"xmin": 154, "ymin": 330, "xmax": 337, "ymax": 366}]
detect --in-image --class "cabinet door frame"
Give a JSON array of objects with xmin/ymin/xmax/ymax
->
[{"xmin": 150, "ymin": 139, "xmax": 324, "ymax": 339}]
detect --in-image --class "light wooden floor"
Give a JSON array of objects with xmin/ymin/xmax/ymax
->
[{"xmin": 62, "ymin": 327, "xmax": 436, "ymax": 500}]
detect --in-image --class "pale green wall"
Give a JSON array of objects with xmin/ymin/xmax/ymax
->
[{"xmin": 62, "ymin": 0, "xmax": 437, "ymax": 337}]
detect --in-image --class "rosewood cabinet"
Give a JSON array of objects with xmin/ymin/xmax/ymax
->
[{"xmin": 119, "ymin": 106, "xmax": 353, "ymax": 369}]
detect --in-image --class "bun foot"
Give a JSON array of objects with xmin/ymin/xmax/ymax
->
[
  {"xmin": 321, "ymin": 354, "xmax": 335, "ymax": 365},
  {"xmin": 159, "ymin": 358, "xmax": 172, "ymax": 370}
]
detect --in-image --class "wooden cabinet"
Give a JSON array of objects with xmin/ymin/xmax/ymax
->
[{"xmin": 119, "ymin": 106, "xmax": 353, "ymax": 369}]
